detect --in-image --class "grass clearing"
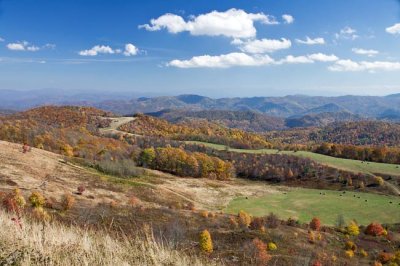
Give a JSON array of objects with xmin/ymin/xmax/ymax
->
[
  {"xmin": 225, "ymin": 187, "xmax": 400, "ymax": 225},
  {"xmin": 185, "ymin": 141, "xmax": 400, "ymax": 177}
]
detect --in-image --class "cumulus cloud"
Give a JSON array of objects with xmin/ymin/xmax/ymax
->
[
  {"xmin": 335, "ymin": 26, "xmax": 359, "ymax": 40},
  {"xmin": 167, "ymin": 52, "xmax": 275, "ymax": 68},
  {"xmin": 7, "ymin": 41, "xmax": 40, "ymax": 51},
  {"xmin": 123, "ymin": 43, "xmax": 139, "ymax": 56},
  {"xmin": 386, "ymin": 23, "xmax": 400, "ymax": 35},
  {"xmin": 79, "ymin": 43, "xmax": 140, "ymax": 57},
  {"xmin": 276, "ymin": 53, "xmax": 338, "ymax": 64},
  {"xmin": 282, "ymin": 14, "xmax": 294, "ymax": 24},
  {"xmin": 278, "ymin": 55, "xmax": 313, "ymax": 64},
  {"xmin": 237, "ymin": 38, "xmax": 291, "ymax": 54},
  {"xmin": 79, "ymin": 45, "xmax": 117, "ymax": 56},
  {"xmin": 295, "ymin": 36, "xmax": 325, "ymax": 45},
  {"xmin": 308, "ymin": 53, "xmax": 338, "ymax": 62},
  {"xmin": 139, "ymin": 9, "xmax": 278, "ymax": 39},
  {"xmin": 352, "ymin": 48, "xmax": 379, "ymax": 57},
  {"xmin": 168, "ymin": 52, "xmax": 338, "ymax": 68},
  {"xmin": 329, "ymin": 59, "xmax": 400, "ymax": 72}
]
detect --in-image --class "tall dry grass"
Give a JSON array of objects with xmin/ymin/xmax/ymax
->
[{"xmin": 0, "ymin": 210, "xmax": 214, "ymax": 266}]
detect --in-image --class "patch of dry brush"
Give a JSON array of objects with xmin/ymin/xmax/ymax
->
[{"xmin": 0, "ymin": 210, "xmax": 213, "ymax": 266}]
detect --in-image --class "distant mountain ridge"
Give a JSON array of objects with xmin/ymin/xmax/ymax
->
[{"xmin": 1, "ymin": 89, "xmax": 400, "ymax": 120}]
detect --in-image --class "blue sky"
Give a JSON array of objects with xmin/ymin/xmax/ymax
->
[{"xmin": 0, "ymin": 0, "xmax": 400, "ymax": 97}]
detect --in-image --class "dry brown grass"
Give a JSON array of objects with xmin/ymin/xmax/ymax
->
[{"xmin": 0, "ymin": 210, "xmax": 214, "ymax": 266}]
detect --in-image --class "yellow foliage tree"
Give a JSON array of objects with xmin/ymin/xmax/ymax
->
[
  {"xmin": 347, "ymin": 220, "xmax": 360, "ymax": 236},
  {"xmin": 199, "ymin": 230, "xmax": 213, "ymax": 254},
  {"xmin": 238, "ymin": 210, "xmax": 251, "ymax": 228}
]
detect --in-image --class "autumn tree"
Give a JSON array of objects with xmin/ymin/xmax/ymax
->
[
  {"xmin": 199, "ymin": 230, "xmax": 213, "ymax": 254},
  {"xmin": 365, "ymin": 223, "xmax": 385, "ymax": 236},
  {"xmin": 310, "ymin": 217, "xmax": 321, "ymax": 231}
]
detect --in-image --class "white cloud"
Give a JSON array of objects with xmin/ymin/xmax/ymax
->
[
  {"xmin": 7, "ymin": 43, "xmax": 25, "ymax": 51},
  {"xmin": 278, "ymin": 53, "xmax": 338, "ymax": 64},
  {"xmin": 278, "ymin": 55, "xmax": 314, "ymax": 64},
  {"xmin": 335, "ymin": 26, "xmax": 359, "ymax": 40},
  {"xmin": 352, "ymin": 48, "xmax": 379, "ymax": 57},
  {"xmin": 282, "ymin": 14, "xmax": 294, "ymax": 24},
  {"xmin": 79, "ymin": 45, "xmax": 116, "ymax": 56},
  {"xmin": 308, "ymin": 53, "xmax": 338, "ymax": 62},
  {"xmin": 139, "ymin": 9, "xmax": 278, "ymax": 39},
  {"xmin": 168, "ymin": 52, "xmax": 339, "ymax": 68},
  {"xmin": 238, "ymin": 38, "xmax": 291, "ymax": 54},
  {"xmin": 123, "ymin": 43, "xmax": 139, "ymax": 56},
  {"xmin": 329, "ymin": 59, "xmax": 400, "ymax": 72},
  {"xmin": 7, "ymin": 41, "xmax": 40, "ymax": 52},
  {"xmin": 296, "ymin": 36, "xmax": 325, "ymax": 45},
  {"xmin": 386, "ymin": 23, "xmax": 400, "ymax": 35},
  {"xmin": 167, "ymin": 52, "xmax": 275, "ymax": 68}
]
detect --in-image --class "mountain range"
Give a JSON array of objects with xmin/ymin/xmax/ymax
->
[{"xmin": 1, "ymin": 89, "xmax": 400, "ymax": 121}]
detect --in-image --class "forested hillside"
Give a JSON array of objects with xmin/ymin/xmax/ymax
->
[{"xmin": 120, "ymin": 114, "xmax": 273, "ymax": 149}]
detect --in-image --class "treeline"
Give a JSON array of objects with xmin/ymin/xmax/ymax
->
[
  {"xmin": 311, "ymin": 121, "xmax": 400, "ymax": 146},
  {"xmin": 138, "ymin": 146, "xmax": 234, "ymax": 180},
  {"xmin": 129, "ymin": 135, "xmax": 387, "ymax": 193},
  {"xmin": 119, "ymin": 114, "xmax": 272, "ymax": 149},
  {"xmin": 182, "ymin": 144, "xmax": 373, "ymax": 190},
  {"xmin": 314, "ymin": 143, "xmax": 400, "ymax": 164}
]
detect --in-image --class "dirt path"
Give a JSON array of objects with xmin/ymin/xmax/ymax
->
[{"xmin": 99, "ymin": 116, "xmax": 138, "ymax": 136}]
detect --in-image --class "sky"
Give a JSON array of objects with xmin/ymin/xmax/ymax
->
[{"xmin": 0, "ymin": 0, "xmax": 400, "ymax": 97}]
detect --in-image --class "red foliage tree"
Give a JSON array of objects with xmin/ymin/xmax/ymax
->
[
  {"xmin": 310, "ymin": 217, "xmax": 321, "ymax": 231},
  {"xmin": 365, "ymin": 223, "xmax": 384, "ymax": 236}
]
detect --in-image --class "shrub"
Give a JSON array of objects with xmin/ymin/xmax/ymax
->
[
  {"xmin": 238, "ymin": 210, "xmax": 251, "ymax": 228},
  {"xmin": 345, "ymin": 241, "xmax": 357, "ymax": 251},
  {"xmin": 77, "ymin": 185, "xmax": 86, "ymax": 195},
  {"xmin": 267, "ymin": 242, "xmax": 277, "ymax": 251},
  {"xmin": 251, "ymin": 238, "xmax": 271, "ymax": 265},
  {"xmin": 308, "ymin": 231, "xmax": 315, "ymax": 244},
  {"xmin": 200, "ymin": 210, "xmax": 209, "ymax": 218},
  {"xmin": 394, "ymin": 251, "xmax": 400, "ymax": 264},
  {"xmin": 28, "ymin": 191, "xmax": 46, "ymax": 208},
  {"xmin": 346, "ymin": 220, "xmax": 360, "ymax": 236},
  {"xmin": 186, "ymin": 202, "xmax": 195, "ymax": 211},
  {"xmin": 374, "ymin": 176, "xmax": 385, "ymax": 186},
  {"xmin": 128, "ymin": 196, "xmax": 140, "ymax": 207},
  {"xmin": 31, "ymin": 207, "xmax": 51, "ymax": 221},
  {"xmin": 2, "ymin": 189, "xmax": 26, "ymax": 213},
  {"xmin": 61, "ymin": 194, "xmax": 75, "ymax": 211},
  {"xmin": 199, "ymin": 230, "xmax": 213, "ymax": 254},
  {"xmin": 287, "ymin": 217, "xmax": 298, "ymax": 226},
  {"xmin": 310, "ymin": 217, "xmax": 321, "ymax": 231},
  {"xmin": 378, "ymin": 252, "xmax": 394, "ymax": 264},
  {"xmin": 250, "ymin": 217, "xmax": 265, "ymax": 231},
  {"xmin": 229, "ymin": 216, "xmax": 238, "ymax": 229},
  {"xmin": 345, "ymin": 250, "xmax": 354, "ymax": 258},
  {"xmin": 265, "ymin": 212, "xmax": 279, "ymax": 228},
  {"xmin": 365, "ymin": 223, "xmax": 384, "ymax": 236},
  {"xmin": 312, "ymin": 260, "xmax": 322, "ymax": 266},
  {"xmin": 360, "ymin": 249, "xmax": 368, "ymax": 257}
]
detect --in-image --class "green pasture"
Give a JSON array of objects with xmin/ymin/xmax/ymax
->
[{"xmin": 225, "ymin": 187, "xmax": 400, "ymax": 226}]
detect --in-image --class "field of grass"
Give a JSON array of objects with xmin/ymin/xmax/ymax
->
[
  {"xmin": 225, "ymin": 187, "xmax": 400, "ymax": 225},
  {"xmin": 185, "ymin": 141, "xmax": 400, "ymax": 177}
]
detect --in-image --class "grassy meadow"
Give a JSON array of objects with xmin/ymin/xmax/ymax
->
[{"xmin": 225, "ymin": 187, "xmax": 400, "ymax": 226}]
